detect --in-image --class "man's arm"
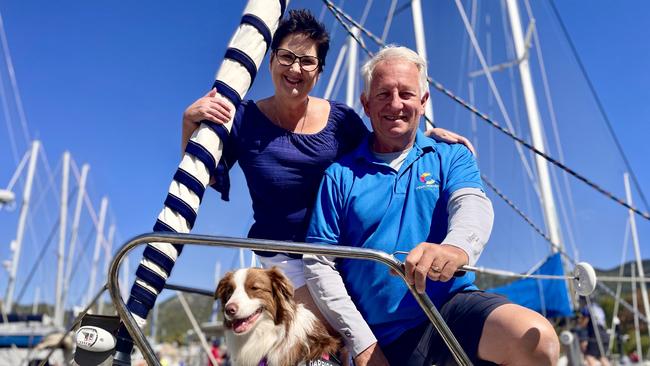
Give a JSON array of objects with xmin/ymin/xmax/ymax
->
[
  {"xmin": 304, "ymin": 255, "xmax": 381, "ymax": 360},
  {"xmin": 404, "ymin": 188, "xmax": 493, "ymax": 290},
  {"xmin": 304, "ymin": 172, "xmax": 388, "ymax": 365},
  {"xmin": 442, "ymin": 187, "xmax": 494, "ymax": 266}
]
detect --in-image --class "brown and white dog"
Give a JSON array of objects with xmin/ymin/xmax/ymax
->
[{"xmin": 215, "ymin": 267, "xmax": 340, "ymax": 366}]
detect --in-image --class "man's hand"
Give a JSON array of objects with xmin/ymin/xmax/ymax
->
[
  {"xmin": 425, "ymin": 127, "xmax": 476, "ymax": 155},
  {"xmin": 354, "ymin": 342, "xmax": 390, "ymax": 366},
  {"xmin": 404, "ymin": 243, "xmax": 469, "ymax": 293}
]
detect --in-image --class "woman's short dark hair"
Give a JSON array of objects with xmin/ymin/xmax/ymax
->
[{"xmin": 271, "ymin": 9, "xmax": 330, "ymax": 72}]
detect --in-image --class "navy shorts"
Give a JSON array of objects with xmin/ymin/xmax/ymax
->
[{"xmin": 382, "ymin": 291, "xmax": 510, "ymax": 366}]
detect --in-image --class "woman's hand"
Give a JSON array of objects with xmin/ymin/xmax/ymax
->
[
  {"xmin": 181, "ymin": 88, "xmax": 233, "ymax": 153},
  {"xmin": 182, "ymin": 88, "xmax": 233, "ymax": 127},
  {"xmin": 425, "ymin": 127, "xmax": 476, "ymax": 155}
]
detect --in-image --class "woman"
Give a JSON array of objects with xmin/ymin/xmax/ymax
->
[{"xmin": 182, "ymin": 9, "xmax": 472, "ymax": 365}]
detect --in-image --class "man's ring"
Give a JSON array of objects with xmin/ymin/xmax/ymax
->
[{"xmin": 432, "ymin": 265, "xmax": 441, "ymax": 272}]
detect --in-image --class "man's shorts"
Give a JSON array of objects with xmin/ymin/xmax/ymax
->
[{"xmin": 382, "ymin": 291, "xmax": 510, "ymax": 366}]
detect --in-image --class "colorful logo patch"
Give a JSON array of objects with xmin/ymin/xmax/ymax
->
[
  {"xmin": 419, "ymin": 172, "xmax": 436, "ymax": 185},
  {"xmin": 417, "ymin": 172, "xmax": 439, "ymax": 190}
]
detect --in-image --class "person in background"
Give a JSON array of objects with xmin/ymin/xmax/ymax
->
[
  {"xmin": 208, "ymin": 338, "xmax": 223, "ymax": 366},
  {"xmin": 577, "ymin": 301, "xmax": 611, "ymax": 366}
]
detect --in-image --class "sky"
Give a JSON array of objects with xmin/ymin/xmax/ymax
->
[{"xmin": 0, "ymin": 0, "xmax": 648, "ymax": 308}]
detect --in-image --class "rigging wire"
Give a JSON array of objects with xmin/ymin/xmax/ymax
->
[
  {"xmin": 548, "ymin": 0, "xmax": 650, "ymax": 213},
  {"xmin": 380, "ymin": 0, "xmax": 399, "ymax": 42},
  {"xmin": 28, "ymin": 154, "xmax": 61, "ymax": 223},
  {"xmin": 14, "ymin": 218, "xmax": 58, "ymax": 306},
  {"xmin": 3, "ymin": 148, "xmax": 29, "ymax": 193},
  {"xmin": 67, "ymin": 227, "xmax": 98, "ymax": 305},
  {"xmin": 450, "ymin": 0, "xmax": 475, "ymax": 138},
  {"xmin": 0, "ymin": 9, "xmax": 30, "ymax": 146},
  {"xmin": 14, "ymin": 185, "xmax": 78, "ymax": 305},
  {"xmin": 0, "ymin": 62, "xmax": 19, "ymax": 164},
  {"xmin": 608, "ymin": 219, "xmax": 630, "ymax": 355},
  {"xmin": 321, "ymin": 0, "xmax": 650, "ymax": 221}
]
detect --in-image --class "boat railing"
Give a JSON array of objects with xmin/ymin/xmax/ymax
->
[{"xmin": 103, "ymin": 232, "xmax": 473, "ymax": 366}]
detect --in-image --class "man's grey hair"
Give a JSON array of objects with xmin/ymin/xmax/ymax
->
[{"xmin": 361, "ymin": 45, "xmax": 429, "ymax": 96}]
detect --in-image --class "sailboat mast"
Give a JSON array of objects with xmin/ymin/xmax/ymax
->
[
  {"xmin": 346, "ymin": 28, "xmax": 359, "ymax": 108},
  {"xmin": 54, "ymin": 151, "xmax": 70, "ymax": 327},
  {"xmin": 411, "ymin": 0, "xmax": 434, "ymax": 127},
  {"xmin": 86, "ymin": 197, "xmax": 108, "ymax": 307},
  {"xmin": 631, "ymin": 264, "xmax": 643, "ymax": 359},
  {"xmin": 504, "ymin": 0, "xmax": 562, "ymax": 251},
  {"xmin": 624, "ymin": 172, "xmax": 650, "ymax": 349},
  {"xmin": 98, "ymin": 224, "xmax": 115, "ymax": 315},
  {"xmin": 61, "ymin": 163, "xmax": 89, "ymax": 317},
  {"xmin": 4, "ymin": 140, "xmax": 40, "ymax": 313}
]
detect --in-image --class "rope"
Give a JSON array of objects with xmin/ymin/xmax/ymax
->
[
  {"xmin": 322, "ymin": 0, "xmax": 436, "ymax": 129},
  {"xmin": 14, "ymin": 185, "xmax": 78, "ymax": 305},
  {"xmin": 0, "ymin": 9, "xmax": 30, "ymax": 146},
  {"xmin": 481, "ymin": 175, "xmax": 553, "ymax": 246},
  {"xmin": 321, "ymin": 0, "xmax": 650, "ymax": 221},
  {"xmin": 548, "ymin": 0, "xmax": 650, "ymax": 214}
]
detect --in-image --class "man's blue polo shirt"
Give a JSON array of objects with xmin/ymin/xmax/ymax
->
[{"xmin": 306, "ymin": 130, "xmax": 482, "ymax": 346}]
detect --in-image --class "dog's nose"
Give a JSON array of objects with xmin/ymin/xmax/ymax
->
[{"xmin": 225, "ymin": 303, "xmax": 238, "ymax": 316}]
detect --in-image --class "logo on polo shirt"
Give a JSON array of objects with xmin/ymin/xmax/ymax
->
[{"xmin": 417, "ymin": 172, "xmax": 439, "ymax": 190}]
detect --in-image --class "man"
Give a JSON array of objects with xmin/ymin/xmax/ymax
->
[{"xmin": 304, "ymin": 45, "xmax": 559, "ymax": 365}]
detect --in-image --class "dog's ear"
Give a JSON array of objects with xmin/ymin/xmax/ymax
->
[
  {"xmin": 268, "ymin": 266, "xmax": 295, "ymax": 324},
  {"xmin": 215, "ymin": 271, "xmax": 234, "ymax": 305}
]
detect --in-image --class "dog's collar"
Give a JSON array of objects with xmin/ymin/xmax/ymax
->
[{"xmin": 258, "ymin": 357, "xmax": 268, "ymax": 366}]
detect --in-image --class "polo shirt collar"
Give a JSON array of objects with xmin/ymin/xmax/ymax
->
[{"xmin": 354, "ymin": 129, "xmax": 437, "ymax": 164}]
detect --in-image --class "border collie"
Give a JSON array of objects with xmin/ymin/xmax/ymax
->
[{"xmin": 215, "ymin": 267, "xmax": 340, "ymax": 366}]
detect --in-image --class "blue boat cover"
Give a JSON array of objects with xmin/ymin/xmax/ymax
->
[
  {"xmin": 0, "ymin": 335, "xmax": 43, "ymax": 348},
  {"xmin": 487, "ymin": 253, "xmax": 573, "ymax": 317}
]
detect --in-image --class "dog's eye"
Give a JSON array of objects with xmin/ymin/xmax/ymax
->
[{"xmin": 250, "ymin": 284, "xmax": 268, "ymax": 292}]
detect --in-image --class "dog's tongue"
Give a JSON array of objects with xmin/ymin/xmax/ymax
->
[
  {"xmin": 231, "ymin": 310, "xmax": 260, "ymax": 334},
  {"xmin": 232, "ymin": 318, "xmax": 252, "ymax": 333}
]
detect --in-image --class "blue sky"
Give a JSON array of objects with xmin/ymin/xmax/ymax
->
[{"xmin": 0, "ymin": 0, "xmax": 648, "ymax": 307}]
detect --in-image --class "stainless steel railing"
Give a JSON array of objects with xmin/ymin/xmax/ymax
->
[{"xmin": 107, "ymin": 232, "xmax": 472, "ymax": 366}]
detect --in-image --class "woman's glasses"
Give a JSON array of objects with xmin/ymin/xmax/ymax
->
[{"xmin": 274, "ymin": 48, "xmax": 320, "ymax": 72}]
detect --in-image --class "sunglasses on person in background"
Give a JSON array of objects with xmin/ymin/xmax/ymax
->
[{"xmin": 274, "ymin": 48, "xmax": 320, "ymax": 72}]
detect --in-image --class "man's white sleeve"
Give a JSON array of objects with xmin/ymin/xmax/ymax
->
[
  {"xmin": 303, "ymin": 254, "xmax": 377, "ymax": 357},
  {"xmin": 442, "ymin": 187, "xmax": 494, "ymax": 265}
]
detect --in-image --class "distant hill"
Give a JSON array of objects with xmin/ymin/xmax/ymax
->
[{"xmin": 149, "ymin": 291, "xmax": 215, "ymax": 343}]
